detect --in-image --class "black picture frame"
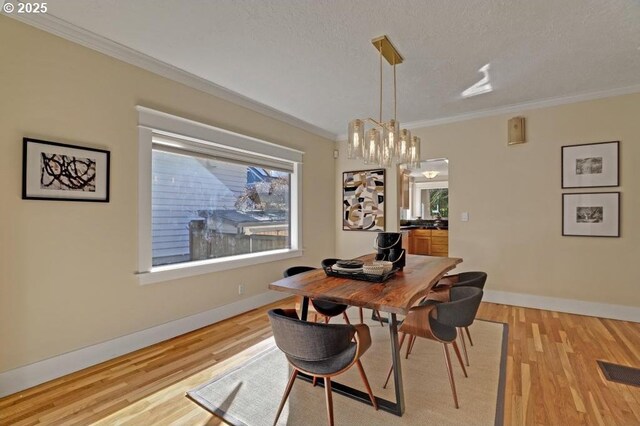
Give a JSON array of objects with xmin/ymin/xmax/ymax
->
[
  {"xmin": 561, "ymin": 141, "xmax": 619, "ymax": 188},
  {"xmin": 342, "ymin": 168, "xmax": 385, "ymax": 231},
  {"xmin": 22, "ymin": 137, "xmax": 110, "ymax": 202},
  {"xmin": 562, "ymin": 192, "xmax": 620, "ymax": 237}
]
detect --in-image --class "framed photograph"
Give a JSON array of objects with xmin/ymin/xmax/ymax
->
[
  {"xmin": 561, "ymin": 141, "xmax": 619, "ymax": 188},
  {"xmin": 22, "ymin": 137, "xmax": 110, "ymax": 202},
  {"xmin": 343, "ymin": 169, "xmax": 385, "ymax": 231},
  {"xmin": 562, "ymin": 192, "xmax": 620, "ymax": 237}
]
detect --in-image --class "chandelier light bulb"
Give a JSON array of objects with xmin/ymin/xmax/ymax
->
[
  {"xmin": 364, "ymin": 128, "xmax": 381, "ymax": 164},
  {"xmin": 347, "ymin": 119, "xmax": 365, "ymax": 159}
]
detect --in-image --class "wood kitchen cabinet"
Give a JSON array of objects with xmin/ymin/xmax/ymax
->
[{"xmin": 407, "ymin": 229, "xmax": 448, "ymax": 257}]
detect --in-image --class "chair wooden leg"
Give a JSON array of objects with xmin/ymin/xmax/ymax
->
[
  {"xmin": 465, "ymin": 326, "xmax": 474, "ymax": 346},
  {"xmin": 324, "ymin": 316, "xmax": 329, "ymax": 324},
  {"xmin": 324, "ymin": 376, "xmax": 334, "ymax": 426},
  {"xmin": 314, "ymin": 313, "xmax": 318, "ymax": 323},
  {"xmin": 273, "ymin": 369, "xmax": 298, "ymax": 425},
  {"xmin": 443, "ymin": 343, "xmax": 459, "ymax": 409},
  {"xmin": 406, "ymin": 335, "xmax": 416, "ymax": 359},
  {"xmin": 355, "ymin": 360, "xmax": 378, "ymax": 410},
  {"xmin": 383, "ymin": 333, "xmax": 406, "ymax": 388},
  {"xmin": 452, "ymin": 340, "xmax": 468, "ymax": 378},
  {"xmin": 343, "ymin": 312, "xmax": 351, "ymax": 325},
  {"xmin": 359, "ymin": 307, "xmax": 364, "ymax": 324},
  {"xmin": 459, "ymin": 328, "xmax": 470, "ymax": 366},
  {"xmin": 313, "ymin": 376, "xmax": 318, "ymax": 387}
]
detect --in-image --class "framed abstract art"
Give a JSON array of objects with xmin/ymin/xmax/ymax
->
[
  {"xmin": 342, "ymin": 169, "xmax": 385, "ymax": 231},
  {"xmin": 22, "ymin": 137, "xmax": 110, "ymax": 202}
]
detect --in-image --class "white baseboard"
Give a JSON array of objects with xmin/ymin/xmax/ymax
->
[
  {"xmin": 484, "ymin": 290, "xmax": 640, "ymax": 323},
  {"xmin": 0, "ymin": 291, "xmax": 288, "ymax": 398}
]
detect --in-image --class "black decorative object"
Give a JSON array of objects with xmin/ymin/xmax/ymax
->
[
  {"xmin": 375, "ymin": 232, "xmax": 405, "ymax": 270},
  {"xmin": 322, "ymin": 264, "xmax": 398, "ymax": 283}
]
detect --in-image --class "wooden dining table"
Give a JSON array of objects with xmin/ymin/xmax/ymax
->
[{"xmin": 269, "ymin": 253, "xmax": 463, "ymax": 416}]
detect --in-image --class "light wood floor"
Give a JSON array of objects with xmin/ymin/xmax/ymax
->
[{"xmin": 1, "ymin": 300, "xmax": 639, "ymax": 425}]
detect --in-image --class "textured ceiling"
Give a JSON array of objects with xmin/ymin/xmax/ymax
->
[{"xmin": 43, "ymin": 0, "xmax": 640, "ymax": 137}]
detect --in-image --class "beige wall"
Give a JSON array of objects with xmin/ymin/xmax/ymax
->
[
  {"xmin": 337, "ymin": 92, "xmax": 640, "ymax": 308},
  {"xmin": 0, "ymin": 18, "xmax": 336, "ymax": 373}
]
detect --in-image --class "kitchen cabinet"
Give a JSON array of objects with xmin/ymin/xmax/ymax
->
[{"xmin": 407, "ymin": 229, "xmax": 448, "ymax": 257}]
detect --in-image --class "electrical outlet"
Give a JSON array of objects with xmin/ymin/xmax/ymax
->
[{"xmin": 238, "ymin": 284, "xmax": 245, "ymax": 295}]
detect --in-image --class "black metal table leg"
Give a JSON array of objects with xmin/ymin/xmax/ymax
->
[
  {"xmin": 388, "ymin": 313, "xmax": 406, "ymax": 415},
  {"xmin": 300, "ymin": 296, "xmax": 309, "ymax": 321}
]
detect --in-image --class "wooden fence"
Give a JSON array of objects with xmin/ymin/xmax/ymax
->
[{"xmin": 189, "ymin": 219, "xmax": 288, "ymax": 260}]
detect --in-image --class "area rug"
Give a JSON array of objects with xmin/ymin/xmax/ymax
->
[{"xmin": 187, "ymin": 308, "xmax": 507, "ymax": 426}]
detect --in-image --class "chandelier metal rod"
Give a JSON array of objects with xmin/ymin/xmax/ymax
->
[
  {"xmin": 379, "ymin": 48, "xmax": 383, "ymax": 123},
  {"xmin": 394, "ymin": 62, "xmax": 397, "ymax": 121}
]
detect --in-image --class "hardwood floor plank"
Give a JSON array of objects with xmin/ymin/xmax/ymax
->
[{"xmin": 1, "ymin": 300, "xmax": 639, "ymax": 425}]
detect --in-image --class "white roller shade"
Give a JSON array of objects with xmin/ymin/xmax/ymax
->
[{"xmin": 153, "ymin": 134, "xmax": 294, "ymax": 173}]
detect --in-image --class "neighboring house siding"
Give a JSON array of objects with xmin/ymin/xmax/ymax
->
[{"xmin": 151, "ymin": 151, "xmax": 246, "ymax": 261}]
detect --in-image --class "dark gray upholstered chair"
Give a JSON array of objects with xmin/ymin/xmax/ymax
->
[
  {"xmin": 319, "ymin": 259, "xmax": 384, "ymax": 327},
  {"xmin": 436, "ymin": 271, "xmax": 488, "ymax": 290},
  {"xmin": 283, "ymin": 266, "xmax": 351, "ymax": 324},
  {"xmin": 383, "ymin": 286, "xmax": 483, "ymax": 408},
  {"xmin": 268, "ymin": 308, "xmax": 377, "ymax": 425},
  {"xmin": 427, "ymin": 271, "xmax": 488, "ymax": 364}
]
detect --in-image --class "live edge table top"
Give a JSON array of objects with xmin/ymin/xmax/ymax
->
[{"xmin": 269, "ymin": 254, "xmax": 463, "ymax": 315}]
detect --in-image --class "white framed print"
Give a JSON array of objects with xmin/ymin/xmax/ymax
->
[
  {"xmin": 561, "ymin": 141, "xmax": 619, "ymax": 188},
  {"xmin": 562, "ymin": 192, "xmax": 620, "ymax": 237}
]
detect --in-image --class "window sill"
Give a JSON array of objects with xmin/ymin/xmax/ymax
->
[{"xmin": 137, "ymin": 248, "xmax": 303, "ymax": 285}]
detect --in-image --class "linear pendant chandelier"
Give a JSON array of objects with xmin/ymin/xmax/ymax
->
[{"xmin": 347, "ymin": 35, "xmax": 421, "ymax": 168}]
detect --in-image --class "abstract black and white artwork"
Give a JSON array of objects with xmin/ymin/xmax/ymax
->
[
  {"xmin": 562, "ymin": 141, "xmax": 619, "ymax": 188},
  {"xmin": 23, "ymin": 138, "xmax": 110, "ymax": 202},
  {"xmin": 343, "ymin": 169, "xmax": 384, "ymax": 231},
  {"xmin": 563, "ymin": 193, "xmax": 619, "ymax": 237}
]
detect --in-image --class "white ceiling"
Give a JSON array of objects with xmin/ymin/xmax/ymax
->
[{"xmin": 31, "ymin": 1, "xmax": 640, "ymax": 138}]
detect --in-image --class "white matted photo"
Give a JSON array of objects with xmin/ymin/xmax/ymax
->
[
  {"xmin": 562, "ymin": 192, "xmax": 620, "ymax": 237},
  {"xmin": 22, "ymin": 138, "xmax": 110, "ymax": 202},
  {"xmin": 561, "ymin": 141, "xmax": 619, "ymax": 188}
]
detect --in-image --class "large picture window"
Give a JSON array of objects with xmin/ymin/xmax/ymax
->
[
  {"xmin": 151, "ymin": 147, "xmax": 291, "ymax": 267},
  {"xmin": 137, "ymin": 107, "xmax": 303, "ymax": 284}
]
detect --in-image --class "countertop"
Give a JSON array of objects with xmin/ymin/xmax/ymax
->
[{"xmin": 400, "ymin": 226, "xmax": 448, "ymax": 231}]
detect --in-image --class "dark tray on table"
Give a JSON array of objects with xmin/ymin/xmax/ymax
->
[{"xmin": 322, "ymin": 265, "xmax": 399, "ymax": 283}]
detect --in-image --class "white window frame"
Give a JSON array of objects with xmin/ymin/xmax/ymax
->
[
  {"xmin": 412, "ymin": 181, "xmax": 449, "ymax": 219},
  {"xmin": 136, "ymin": 106, "xmax": 303, "ymax": 285}
]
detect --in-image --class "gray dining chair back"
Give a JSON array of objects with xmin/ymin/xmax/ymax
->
[
  {"xmin": 283, "ymin": 266, "xmax": 316, "ymax": 278},
  {"xmin": 434, "ymin": 286, "xmax": 483, "ymax": 331},
  {"xmin": 268, "ymin": 308, "xmax": 378, "ymax": 425},
  {"xmin": 284, "ymin": 263, "xmax": 353, "ymax": 325},
  {"xmin": 268, "ymin": 309, "xmax": 355, "ymax": 362},
  {"xmin": 384, "ymin": 286, "xmax": 482, "ymax": 409},
  {"xmin": 455, "ymin": 271, "xmax": 488, "ymax": 289}
]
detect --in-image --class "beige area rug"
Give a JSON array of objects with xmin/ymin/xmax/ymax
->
[{"xmin": 187, "ymin": 308, "xmax": 507, "ymax": 426}]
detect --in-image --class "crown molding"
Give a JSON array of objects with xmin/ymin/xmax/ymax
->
[
  {"xmin": 336, "ymin": 84, "xmax": 640, "ymax": 141},
  {"xmin": 10, "ymin": 13, "xmax": 639, "ymax": 144},
  {"xmin": 7, "ymin": 13, "xmax": 337, "ymax": 141}
]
